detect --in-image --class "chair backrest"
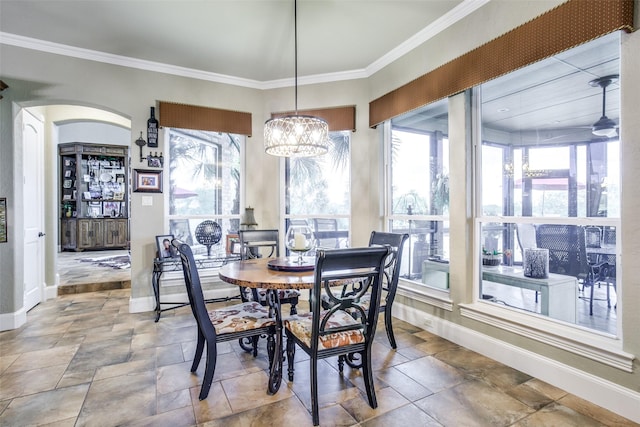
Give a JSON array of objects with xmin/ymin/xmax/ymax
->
[
  {"xmin": 585, "ymin": 226, "xmax": 602, "ymax": 248},
  {"xmin": 516, "ymin": 223, "xmax": 537, "ymax": 253},
  {"xmin": 369, "ymin": 231, "xmax": 409, "ymax": 307},
  {"xmin": 536, "ymin": 224, "xmax": 590, "ymax": 280},
  {"xmin": 313, "ymin": 218, "xmax": 340, "ymax": 249},
  {"xmin": 311, "ymin": 246, "xmax": 390, "ymax": 348},
  {"xmin": 172, "ymin": 239, "xmax": 216, "ymax": 338},
  {"xmin": 603, "ymin": 226, "xmax": 616, "ymax": 245},
  {"xmin": 238, "ymin": 229, "xmax": 279, "ymax": 260}
]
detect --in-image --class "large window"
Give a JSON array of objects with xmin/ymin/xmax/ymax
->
[
  {"xmin": 284, "ymin": 131, "xmax": 351, "ymax": 251},
  {"xmin": 477, "ymin": 32, "xmax": 620, "ymax": 335},
  {"xmin": 386, "ymin": 98, "xmax": 449, "ymax": 288},
  {"xmin": 167, "ymin": 128, "xmax": 243, "ymax": 257}
]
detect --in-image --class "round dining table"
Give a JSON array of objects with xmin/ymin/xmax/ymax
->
[
  {"xmin": 218, "ymin": 257, "xmax": 315, "ymax": 290},
  {"xmin": 218, "ymin": 257, "xmax": 315, "ymax": 394}
]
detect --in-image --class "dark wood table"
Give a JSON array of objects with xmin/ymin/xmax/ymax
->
[{"xmin": 218, "ymin": 257, "xmax": 316, "ymax": 394}]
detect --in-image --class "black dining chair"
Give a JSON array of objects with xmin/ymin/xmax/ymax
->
[
  {"xmin": 536, "ymin": 225, "xmax": 608, "ymax": 316},
  {"xmin": 238, "ymin": 229, "xmax": 301, "ymax": 315},
  {"xmin": 323, "ymin": 231, "xmax": 408, "ymax": 352},
  {"xmin": 313, "ymin": 218, "xmax": 341, "ymax": 249},
  {"xmin": 284, "ymin": 246, "xmax": 390, "ymax": 426},
  {"xmin": 172, "ymin": 239, "xmax": 277, "ymax": 400}
]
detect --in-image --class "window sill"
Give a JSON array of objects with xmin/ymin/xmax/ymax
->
[
  {"xmin": 459, "ymin": 301, "xmax": 634, "ymax": 372},
  {"xmin": 397, "ymin": 279, "xmax": 453, "ymax": 312}
]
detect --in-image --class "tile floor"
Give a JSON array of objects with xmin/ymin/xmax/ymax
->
[
  {"xmin": 1, "ymin": 288, "xmax": 637, "ymax": 426},
  {"xmin": 56, "ymin": 250, "xmax": 131, "ymax": 294}
]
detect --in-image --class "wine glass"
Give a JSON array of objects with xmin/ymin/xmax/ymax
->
[{"xmin": 285, "ymin": 224, "xmax": 315, "ymax": 264}]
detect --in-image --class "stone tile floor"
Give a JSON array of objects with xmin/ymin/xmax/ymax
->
[{"xmin": 1, "ymin": 289, "xmax": 637, "ymax": 426}]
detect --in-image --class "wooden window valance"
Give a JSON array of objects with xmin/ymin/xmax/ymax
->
[
  {"xmin": 158, "ymin": 101, "xmax": 252, "ymax": 136},
  {"xmin": 271, "ymin": 105, "xmax": 356, "ymax": 132},
  {"xmin": 369, "ymin": 0, "xmax": 635, "ymax": 128}
]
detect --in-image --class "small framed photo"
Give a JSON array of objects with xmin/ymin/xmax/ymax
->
[
  {"xmin": 103, "ymin": 201, "xmax": 120, "ymax": 217},
  {"xmin": 147, "ymin": 156, "xmax": 162, "ymax": 168},
  {"xmin": 113, "ymin": 191, "xmax": 125, "ymax": 201},
  {"xmin": 64, "ymin": 169, "xmax": 72, "ymax": 178},
  {"xmin": 133, "ymin": 169, "xmax": 163, "ymax": 193},
  {"xmin": 88, "ymin": 204, "xmax": 101, "ymax": 218},
  {"xmin": 156, "ymin": 234, "xmax": 177, "ymax": 259},
  {"xmin": 226, "ymin": 233, "xmax": 240, "ymax": 255}
]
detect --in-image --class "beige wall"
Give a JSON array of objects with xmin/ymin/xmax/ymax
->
[{"xmin": 1, "ymin": 0, "xmax": 638, "ymax": 419}]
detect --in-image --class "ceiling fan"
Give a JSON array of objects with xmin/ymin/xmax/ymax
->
[{"xmin": 589, "ymin": 74, "xmax": 619, "ymax": 138}]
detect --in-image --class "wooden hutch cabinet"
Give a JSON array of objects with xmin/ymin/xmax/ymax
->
[{"xmin": 59, "ymin": 142, "xmax": 129, "ymax": 251}]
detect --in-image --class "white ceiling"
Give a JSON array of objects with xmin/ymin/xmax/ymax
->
[
  {"xmin": 0, "ymin": 0, "xmax": 621, "ymax": 136},
  {"xmin": 0, "ymin": 0, "xmax": 476, "ymax": 85}
]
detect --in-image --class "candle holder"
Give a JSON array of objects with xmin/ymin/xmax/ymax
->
[
  {"xmin": 285, "ymin": 224, "xmax": 315, "ymax": 264},
  {"xmin": 524, "ymin": 248, "xmax": 549, "ymax": 279}
]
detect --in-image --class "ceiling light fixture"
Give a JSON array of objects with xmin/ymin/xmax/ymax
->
[
  {"xmin": 264, "ymin": 0, "xmax": 329, "ymax": 157},
  {"xmin": 589, "ymin": 74, "xmax": 619, "ymax": 138}
]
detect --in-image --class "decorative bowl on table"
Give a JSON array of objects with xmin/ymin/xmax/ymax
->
[
  {"xmin": 482, "ymin": 254, "xmax": 501, "ymax": 267},
  {"xmin": 285, "ymin": 224, "xmax": 316, "ymax": 264}
]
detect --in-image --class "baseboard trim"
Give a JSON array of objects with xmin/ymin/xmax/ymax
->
[
  {"xmin": 394, "ymin": 302, "xmax": 640, "ymax": 424},
  {"xmin": 44, "ymin": 285, "xmax": 58, "ymax": 300},
  {"xmin": 0, "ymin": 308, "xmax": 27, "ymax": 331}
]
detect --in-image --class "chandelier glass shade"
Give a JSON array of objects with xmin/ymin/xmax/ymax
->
[
  {"xmin": 264, "ymin": 0, "xmax": 329, "ymax": 157},
  {"xmin": 264, "ymin": 115, "xmax": 329, "ymax": 157}
]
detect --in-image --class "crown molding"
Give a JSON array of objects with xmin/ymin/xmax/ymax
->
[
  {"xmin": 0, "ymin": 0, "xmax": 488, "ymax": 90},
  {"xmin": 366, "ymin": 0, "xmax": 491, "ymax": 76}
]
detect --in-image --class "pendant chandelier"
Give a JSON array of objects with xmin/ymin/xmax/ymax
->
[
  {"xmin": 264, "ymin": 0, "xmax": 329, "ymax": 157},
  {"xmin": 589, "ymin": 74, "xmax": 618, "ymax": 138}
]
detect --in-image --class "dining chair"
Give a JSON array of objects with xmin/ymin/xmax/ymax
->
[
  {"xmin": 238, "ymin": 229, "xmax": 301, "ymax": 315},
  {"xmin": 516, "ymin": 223, "xmax": 539, "ymax": 302},
  {"xmin": 284, "ymin": 246, "xmax": 390, "ymax": 426},
  {"xmin": 172, "ymin": 239, "xmax": 277, "ymax": 400},
  {"xmin": 536, "ymin": 224, "xmax": 609, "ymax": 316},
  {"xmin": 313, "ymin": 218, "xmax": 341, "ymax": 249},
  {"xmin": 237, "ymin": 229, "xmax": 301, "ymax": 355},
  {"xmin": 323, "ymin": 231, "xmax": 408, "ymax": 353}
]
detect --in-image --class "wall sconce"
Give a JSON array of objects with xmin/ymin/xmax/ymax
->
[{"xmin": 134, "ymin": 131, "xmax": 163, "ymax": 168}]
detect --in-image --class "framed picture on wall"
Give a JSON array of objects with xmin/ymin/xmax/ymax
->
[
  {"xmin": 133, "ymin": 169, "xmax": 163, "ymax": 193},
  {"xmin": 0, "ymin": 197, "xmax": 7, "ymax": 243}
]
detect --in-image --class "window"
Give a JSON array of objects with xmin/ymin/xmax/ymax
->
[
  {"xmin": 168, "ymin": 128, "xmax": 243, "ymax": 257},
  {"xmin": 385, "ymin": 98, "xmax": 450, "ymax": 288},
  {"xmin": 284, "ymin": 131, "xmax": 351, "ymax": 251},
  {"xmin": 477, "ymin": 32, "xmax": 620, "ymax": 335}
]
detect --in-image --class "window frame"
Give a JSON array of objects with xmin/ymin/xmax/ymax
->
[
  {"xmin": 280, "ymin": 130, "xmax": 352, "ymax": 253},
  {"xmin": 463, "ymin": 38, "xmax": 629, "ymax": 368},
  {"xmin": 383, "ymin": 100, "xmax": 451, "ymax": 293},
  {"xmin": 165, "ymin": 127, "xmax": 246, "ymax": 259}
]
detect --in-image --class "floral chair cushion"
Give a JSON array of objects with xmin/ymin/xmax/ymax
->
[
  {"xmin": 284, "ymin": 310, "xmax": 364, "ymax": 350},
  {"xmin": 208, "ymin": 301, "xmax": 276, "ymax": 335}
]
